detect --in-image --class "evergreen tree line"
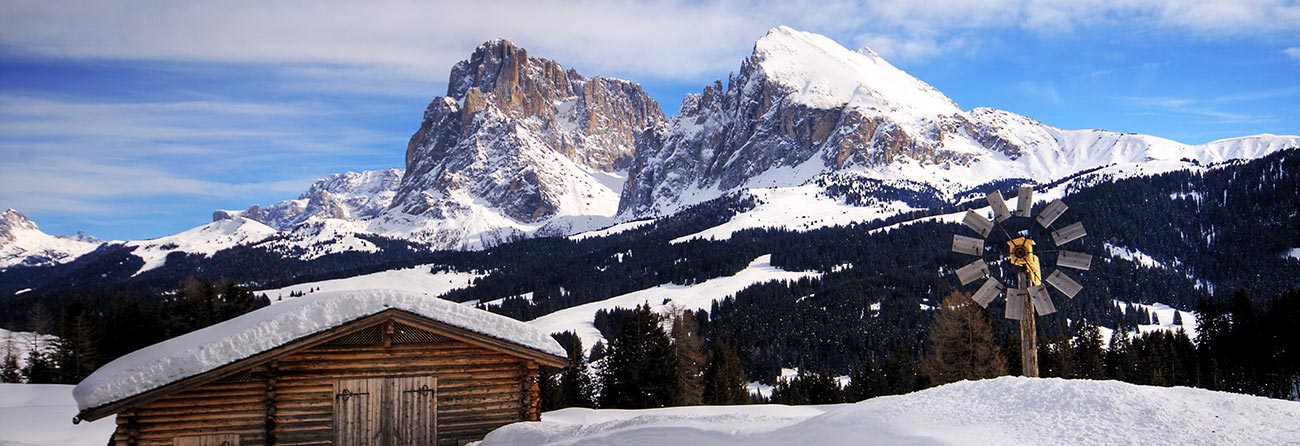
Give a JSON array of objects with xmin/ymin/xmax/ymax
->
[
  {"xmin": 0, "ymin": 278, "xmax": 269, "ymax": 384},
  {"xmin": 539, "ymin": 304, "xmax": 751, "ymax": 411}
]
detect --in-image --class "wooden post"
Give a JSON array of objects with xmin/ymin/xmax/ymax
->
[
  {"xmin": 265, "ymin": 361, "xmax": 279, "ymax": 446},
  {"xmin": 1018, "ymin": 271, "xmax": 1039, "ymax": 377},
  {"xmin": 525, "ymin": 362, "xmax": 540, "ymax": 421}
]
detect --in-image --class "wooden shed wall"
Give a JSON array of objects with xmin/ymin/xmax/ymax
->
[{"xmin": 113, "ymin": 332, "xmax": 535, "ymax": 446}]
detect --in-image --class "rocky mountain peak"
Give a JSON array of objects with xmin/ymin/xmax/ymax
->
[{"xmin": 394, "ymin": 39, "xmax": 665, "ymax": 226}]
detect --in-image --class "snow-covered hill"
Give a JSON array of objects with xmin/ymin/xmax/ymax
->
[
  {"xmin": 527, "ymin": 255, "xmax": 821, "ymax": 352},
  {"xmin": 480, "ymin": 377, "xmax": 1300, "ymax": 446},
  {"xmin": 0, "ymin": 209, "xmax": 101, "ymax": 270},
  {"xmin": 124, "ymin": 217, "xmax": 278, "ymax": 274}
]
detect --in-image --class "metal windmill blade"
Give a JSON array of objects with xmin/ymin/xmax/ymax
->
[
  {"xmin": 1036, "ymin": 199, "xmax": 1067, "ymax": 227},
  {"xmin": 1005, "ymin": 288, "xmax": 1027, "ymax": 320},
  {"xmin": 1029, "ymin": 285, "xmax": 1056, "ymax": 315},
  {"xmin": 956, "ymin": 259, "xmax": 990, "ymax": 286},
  {"xmin": 986, "ymin": 190, "xmax": 1012, "ymax": 222},
  {"xmin": 962, "ymin": 210, "xmax": 993, "ymax": 238},
  {"xmin": 1057, "ymin": 250, "xmax": 1093, "ymax": 270},
  {"xmin": 1046, "ymin": 269, "xmax": 1083, "ymax": 299},
  {"xmin": 971, "ymin": 278, "xmax": 1005, "ymax": 308},
  {"xmin": 1016, "ymin": 185, "xmax": 1033, "ymax": 218},
  {"xmin": 952, "ymin": 234, "xmax": 984, "ymax": 256},
  {"xmin": 1051, "ymin": 221, "xmax": 1086, "ymax": 246}
]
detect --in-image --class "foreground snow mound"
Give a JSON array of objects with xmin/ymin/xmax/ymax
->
[
  {"xmin": 0, "ymin": 384, "xmax": 115, "ymax": 446},
  {"xmin": 74, "ymin": 289, "xmax": 565, "ymax": 412},
  {"xmin": 479, "ymin": 377, "xmax": 1300, "ymax": 446}
]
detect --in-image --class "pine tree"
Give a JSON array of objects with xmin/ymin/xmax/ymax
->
[
  {"xmin": 0, "ymin": 332, "xmax": 21, "ymax": 383},
  {"xmin": 883, "ymin": 344, "xmax": 920, "ymax": 395},
  {"xmin": 846, "ymin": 354, "xmax": 888, "ymax": 402},
  {"xmin": 54, "ymin": 298, "xmax": 99, "ymax": 384},
  {"xmin": 701, "ymin": 340, "xmax": 749, "ymax": 405},
  {"xmin": 1105, "ymin": 323, "xmax": 1134, "ymax": 381},
  {"xmin": 598, "ymin": 304, "xmax": 677, "ymax": 409},
  {"xmin": 556, "ymin": 332, "xmax": 594, "ymax": 408},
  {"xmin": 670, "ymin": 308, "xmax": 706, "ymax": 406},
  {"xmin": 1072, "ymin": 321, "xmax": 1105, "ymax": 379},
  {"xmin": 920, "ymin": 292, "xmax": 1006, "ymax": 385}
]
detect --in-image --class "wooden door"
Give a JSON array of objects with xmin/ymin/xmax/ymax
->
[
  {"xmin": 392, "ymin": 376, "xmax": 437, "ymax": 446},
  {"xmin": 335, "ymin": 378, "xmax": 384, "ymax": 446},
  {"xmin": 174, "ymin": 434, "xmax": 240, "ymax": 446},
  {"xmin": 335, "ymin": 376, "xmax": 436, "ymax": 446}
]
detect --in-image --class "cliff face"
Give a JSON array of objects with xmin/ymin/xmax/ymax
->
[{"xmin": 394, "ymin": 39, "xmax": 664, "ymax": 223}]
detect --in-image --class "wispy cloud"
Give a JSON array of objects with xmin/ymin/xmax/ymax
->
[
  {"xmin": 2, "ymin": 0, "xmax": 1296, "ymax": 80},
  {"xmin": 1284, "ymin": 47, "xmax": 1300, "ymax": 62},
  {"xmin": 0, "ymin": 93, "xmax": 398, "ymax": 223},
  {"xmin": 1119, "ymin": 86, "xmax": 1300, "ymax": 124},
  {"xmin": 1017, "ymin": 81, "xmax": 1063, "ymax": 104}
]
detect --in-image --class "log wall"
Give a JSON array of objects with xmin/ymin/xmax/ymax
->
[{"xmin": 113, "ymin": 326, "xmax": 535, "ymax": 446}]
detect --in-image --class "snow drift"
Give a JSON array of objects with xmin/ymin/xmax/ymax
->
[{"xmin": 479, "ymin": 377, "xmax": 1300, "ymax": 446}]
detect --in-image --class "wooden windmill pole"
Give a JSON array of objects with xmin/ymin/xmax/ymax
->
[{"xmin": 1018, "ymin": 271, "xmax": 1038, "ymax": 377}]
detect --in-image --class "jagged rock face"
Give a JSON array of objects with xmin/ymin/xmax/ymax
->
[
  {"xmin": 217, "ymin": 169, "xmax": 403, "ymax": 231},
  {"xmin": 395, "ymin": 39, "xmax": 664, "ymax": 223},
  {"xmin": 620, "ymin": 27, "xmax": 986, "ymax": 217}
]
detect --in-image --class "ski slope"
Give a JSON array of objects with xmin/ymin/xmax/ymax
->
[{"xmin": 479, "ymin": 377, "xmax": 1300, "ymax": 446}]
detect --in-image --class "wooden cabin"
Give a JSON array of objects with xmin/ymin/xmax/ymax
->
[{"xmin": 72, "ymin": 290, "xmax": 567, "ymax": 446}]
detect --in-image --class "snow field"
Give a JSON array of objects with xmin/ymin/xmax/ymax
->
[
  {"xmin": 478, "ymin": 377, "xmax": 1300, "ymax": 446},
  {"xmin": 0, "ymin": 384, "xmax": 115, "ymax": 446}
]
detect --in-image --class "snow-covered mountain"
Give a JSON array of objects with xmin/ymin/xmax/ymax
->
[
  {"xmin": 0, "ymin": 209, "xmax": 102, "ymax": 269},
  {"xmin": 214, "ymin": 169, "xmax": 403, "ymax": 231},
  {"xmin": 619, "ymin": 26, "xmax": 1300, "ymax": 218}
]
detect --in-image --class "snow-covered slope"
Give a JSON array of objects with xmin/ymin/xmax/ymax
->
[
  {"xmin": 528, "ymin": 255, "xmax": 820, "ymax": 351},
  {"xmin": 480, "ymin": 377, "xmax": 1300, "ymax": 446},
  {"xmin": 255, "ymin": 264, "xmax": 482, "ymax": 300},
  {"xmin": 0, "ymin": 209, "xmax": 101, "ymax": 269},
  {"xmin": 124, "ymin": 217, "xmax": 277, "ymax": 274},
  {"xmin": 0, "ymin": 384, "xmax": 116, "ymax": 446}
]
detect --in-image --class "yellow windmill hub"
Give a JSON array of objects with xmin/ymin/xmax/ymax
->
[{"xmin": 1006, "ymin": 236, "xmax": 1042, "ymax": 286}]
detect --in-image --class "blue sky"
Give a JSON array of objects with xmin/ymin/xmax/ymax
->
[{"xmin": 2, "ymin": 0, "xmax": 1298, "ymax": 241}]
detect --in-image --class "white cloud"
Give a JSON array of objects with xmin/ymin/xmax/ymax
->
[
  {"xmin": 2, "ymin": 0, "xmax": 1296, "ymax": 83},
  {"xmin": 1285, "ymin": 47, "xmax": 1300, "ymax": 61}
]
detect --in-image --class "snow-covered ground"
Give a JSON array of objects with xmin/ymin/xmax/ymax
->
[
  {"xmin": 567, "ymin": 219, "xmax": 654, "ymax": 241},
  {"xmin": 1286, "ymin": 248, "xmax": 1300, "ymax": 261},
  {"xmin": 479, "ymin": 377, "xmax": 1300, "ymax": 446},
  {"xmin": 0, "ymin": 384, "xmax": 115, "ymax": 446},
  {"xmin": 1104, "ymin": 242, "xmax": 1165, "ymax": 269},
  {"xmin": 528, "ymin": 255, "xmax": 821, "ymax": 352},
  {"xmin": 255, "ymin": 264, "xmax": 482, "ymax": 301},
  {"xmin": 671, "ymin": 185, "xmax": 915, "ymax": 244},
  {"xmin": 1096, "ymin": 300, "xmax": 1199, "ymax": 345}
]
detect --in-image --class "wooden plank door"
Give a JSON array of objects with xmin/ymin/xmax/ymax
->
[
  {"xmin": 392, "ymin": 376, "xmax": 437, "ymax": 446},
  {"xmin": 174, "ymin": 434, "xmax": 240, "ymax": 446},
  {"xmin": 335, "ymin": 378, "xmax": 385, "ymax": 446}
]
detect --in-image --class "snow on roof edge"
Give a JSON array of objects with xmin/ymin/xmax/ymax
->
[{"xmin": 73, "ymin": 289, "xmax": 565, "ymax": 413}]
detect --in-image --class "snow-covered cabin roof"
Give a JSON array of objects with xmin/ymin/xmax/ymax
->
[{"xmin": 73, "ymin": 289, "xmax": 566, "ymax": 415}]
